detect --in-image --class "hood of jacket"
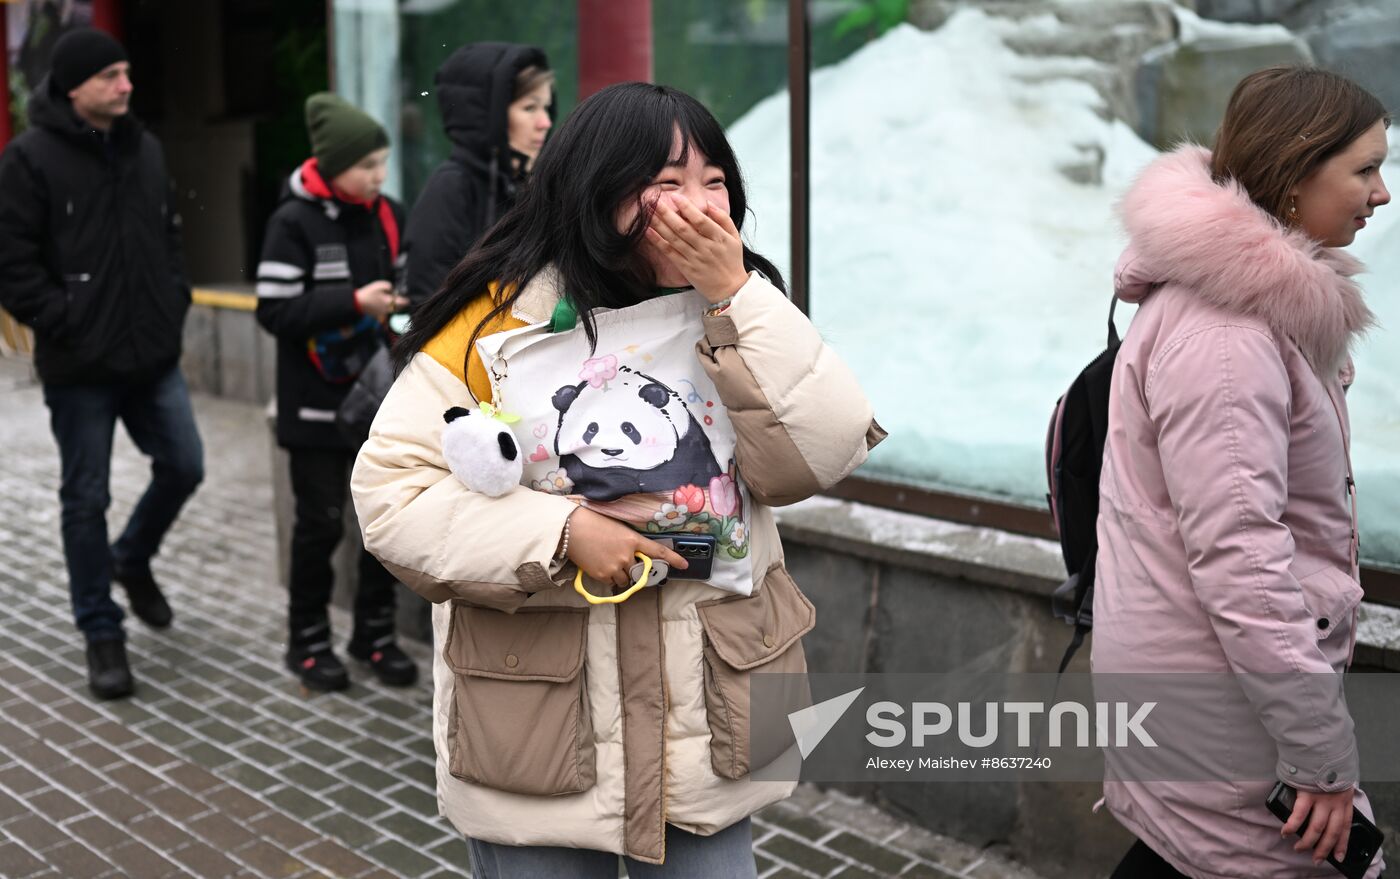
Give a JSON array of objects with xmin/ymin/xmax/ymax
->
[
  {"xmin": 434, "ymin": 42, "xmax": 549, "ymax": 168},
  {"xmin": 1114, "ymin": 145, "xmax": 1374, "ymax": 377},
  {"xmin": 28, "ymin": 73, "xmax": 142, "ymax": 153},
  {"xmin": 280, "ymin": 160, "xmax": 341, "ymax": 220}
]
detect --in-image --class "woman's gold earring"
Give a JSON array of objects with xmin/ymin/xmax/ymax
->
[{"xmin": 1289, "ymin": 197, "xmax": 1298, "ymax": 218}]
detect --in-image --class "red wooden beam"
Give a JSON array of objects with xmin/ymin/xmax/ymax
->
[
  {"xmin": 578, "ymin": 0, "xmax": 652, "ymax": 99},
  {"xmin": 787, "ymin": 0, "xmax": 809, "ymax": 313},
  {"xmin": 1, "ymin": 9, "xmax": 10, "ymax": 150},
  {"xmin": 92, "ymin": 0, "xmax": 123, "ymax": 42}
]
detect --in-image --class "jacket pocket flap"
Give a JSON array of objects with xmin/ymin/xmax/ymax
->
[
  {"xmin": 697, "ymin": 564, "xmax": 816, "ymax": 670},
  {"xmin": 1298, "ymin": 567, "xmax": 1364, "ymax": 639},
  {"xmin": 444, "ymin": 603, "xmax": 589, "ymax": 681}
]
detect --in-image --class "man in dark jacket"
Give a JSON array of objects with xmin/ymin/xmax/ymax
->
[
  {"xmin": 403, "ymin": 43, "xmax": 551, "ymax": 306},
  {"xmin": 0, "ymin": 29, "xmax": 203, "ymax": 700}
]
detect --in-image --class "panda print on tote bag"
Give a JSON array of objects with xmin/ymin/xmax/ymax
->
[
  {"xmin": 551, "ymin": 366, "xmax": 722, "ymax": 499},
  {"xmin": 476, "ymin": 291, "xmax": 754, "ymax": 595}
]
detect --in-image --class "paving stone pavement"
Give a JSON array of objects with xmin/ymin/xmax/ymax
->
[{"xmin": 0, "ymin": 356, "xmax": 1047, "ymax": 879}]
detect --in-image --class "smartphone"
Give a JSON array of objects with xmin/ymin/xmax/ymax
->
[
  {"xmin": 655, "ymin": 534, "xmax": 717, "ymax": 581},
  {"xmin": 1265, "ymin": 781, "xmax": 1384, "ymax": 879}
]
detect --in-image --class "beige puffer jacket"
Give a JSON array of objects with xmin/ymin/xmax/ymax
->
[{"xmin": 351, "ymin": 270, "xmax": 882, "ymax": 863}]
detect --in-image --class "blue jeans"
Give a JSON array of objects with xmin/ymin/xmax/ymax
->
[
  {"xmin": 466, "ymin": 818, "xmax": 758, "ymax": 879},
  {"xmin": 43, "ymin": 366, "xmax": 204, "ymax": 642}
]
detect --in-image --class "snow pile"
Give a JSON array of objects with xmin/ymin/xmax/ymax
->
[
  {"xmin": 728, "ymin": 12, "xmax": 1156, "ymax": 498},
  {"xmin": 728, "ymin": 9, "xmax": 1400, "ymax": 566},
  {"xmin": 1171, "ymin": 5, "xmax": 1297, "ymax": 49}
]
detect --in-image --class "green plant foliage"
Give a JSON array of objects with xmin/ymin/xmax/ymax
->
[
  {"xmin": 254, "ymin": 21, "xmax": 330, "ymax": 174},
  {"xmin": 874, "ymin": 0, "xmax": 910, "ymax": 28},
  {"xmin": 832, "ymin": 0, "xmax": 908, "ymax": 42},
  {"xmin": 833, "ymin": 4, "xmax": 875, "ymax": 40},
  {"xmin": 8, "ymin": 70, "xmax": 30, "ymax": 137},
  {"xmin": 250, "ymin": 6, "xmax": 330, "ymax": 258}
]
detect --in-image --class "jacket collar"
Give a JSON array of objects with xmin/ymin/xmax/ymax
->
[
  {"xmin": 511, "ymin": 265, "xmax": 564, "ymax": 324},
  {"xmin": 287, "ymin": 159, "xmax": 400, "ymax": 259},
  {"xmin": 287, "ymin": 160, "xmax": 338, "ymax": 218},
  {"xmin": 1116, "ymin": 145, "xmax": 1374, "ymax": 377},
  {"xmin": 289, "ymin": 158, "xmax": 372, "ymax": 219},
  {"xmin": 29, "ymin": 74, "xmax": 142, "ymax": 155}
]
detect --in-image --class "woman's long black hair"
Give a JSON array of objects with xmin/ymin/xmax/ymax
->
[{"xmin": 395, "ymin": 81, "xmax": 786, "ymax": 374}]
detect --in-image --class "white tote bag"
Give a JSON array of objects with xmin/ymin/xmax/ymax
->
[{"xmin": 476, "ymin": 290, "xmax": 755, "ymax": 596}]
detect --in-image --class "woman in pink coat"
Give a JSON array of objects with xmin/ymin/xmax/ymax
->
[{"xmin": 1095, "ymin": 67, "xmax": 1391, "ymax": 878}]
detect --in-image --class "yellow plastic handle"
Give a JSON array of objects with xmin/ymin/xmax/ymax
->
[{"xmin": 574, "ymin": 553, "xmax": 653, "ymax": 605}]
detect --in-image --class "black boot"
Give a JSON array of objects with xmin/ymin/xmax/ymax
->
[
  {"xmin": 348, "ymin": 618, "xmax": 418, "ymax": 687},
  {"xmin": 347, "ymin": 639, "xmax": 419, "ymax": 687},
  {"xmin": 86, "ymin": 639, "xmax": 134, "ymax": 700},
  {"xmin": 285, "ymin": 621, "xmax": 349, "ymax": 692},
  {"xmin": 111, "ymin": 558, "xmax": 173, "ymax": 629}
]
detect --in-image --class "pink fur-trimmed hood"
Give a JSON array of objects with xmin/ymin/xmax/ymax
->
[{"xmin": 1114, "ymin": 145, "xmax": 1374, "ymax": 376}]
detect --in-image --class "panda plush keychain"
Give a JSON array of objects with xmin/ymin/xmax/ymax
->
[
  {"xmin": 441, "ymin": 404, "xmax": 523, "ymax": 497},
  {"xmin": 441, "ymin": 403, "xmax": 662, "ymax": 604}
]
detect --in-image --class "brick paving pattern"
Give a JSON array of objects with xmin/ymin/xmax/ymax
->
[{"xmin": 0, "ymin": 357, "xmax": 1045, "ymax": 879}]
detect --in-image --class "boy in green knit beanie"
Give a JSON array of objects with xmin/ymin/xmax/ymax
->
[
  {"xmin": 305, "ymin": 92, "xmax": 390, "ymax": 181},
  {"xmin": 254, "ymin": 92, "xmax": 415, "ymax": 692}
]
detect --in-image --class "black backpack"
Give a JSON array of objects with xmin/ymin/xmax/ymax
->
[
  {"xmin": 1044, "ymin": 295, "xmax": 1121, "ymax": 673},
  {"xmin": 336, "ymin": 346, "xmax": 394, "ymax": 446}
]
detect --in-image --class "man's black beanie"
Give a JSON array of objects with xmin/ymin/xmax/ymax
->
[{"xmin": 50, "ymin": 28, "xmax": 128, "ymax": 95}]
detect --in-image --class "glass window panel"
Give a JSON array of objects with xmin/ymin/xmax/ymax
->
[
  {"xmin": 334, "ymin": 0, "xmax": 403, "ymax": 198},
  {"xmin": 395, "ymin": 0, "xmax": 579, "ymax": 207},
  {"xmin": 332, "ymin": 0, "xmax": 1400, "ymax": 569},
  {"xmin": 791, "ymin": 1, "xmax": 1400, "ymax": 569},
  {"xmin": 659, "ymin": 1, "xmax": 791, "ymax": 286},
  {"xmin": 393, "ymin": 1, "xmax": 789, "ymax": 269}
]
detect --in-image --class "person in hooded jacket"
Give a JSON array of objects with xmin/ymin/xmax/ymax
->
[
  {"xmin": 255, "ymin": 93, "xmax": 418, "ymax": 692},
  {"xmin": 0, "ymin": 29, "xmax": 203, "ymax": 701},
  {"xmin": 403, "ymin": 43, "xmax": 552, "ymax": 307},
  {"xmin": 1096, "ymin": 66, "xmax": 1390, "ymax": 879}
]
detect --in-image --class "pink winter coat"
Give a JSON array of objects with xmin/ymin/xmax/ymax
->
[{"xmin": 1093, "ymin": 146, "xmax": 1384, "ymax": 879}]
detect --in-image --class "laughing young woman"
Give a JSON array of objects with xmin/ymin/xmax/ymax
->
[{"xmin": 351, "ymin": 83, "xmax": 881, "ymax": 877}]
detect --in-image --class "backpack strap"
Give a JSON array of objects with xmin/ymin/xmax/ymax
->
[
  {"xmin": 1057, "ymin": 624, "xmax": 1089, "ymax": 675},
  {"xmin": 1053, "ymin": 293, "xmax": 1120, "ymax": 675}
]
